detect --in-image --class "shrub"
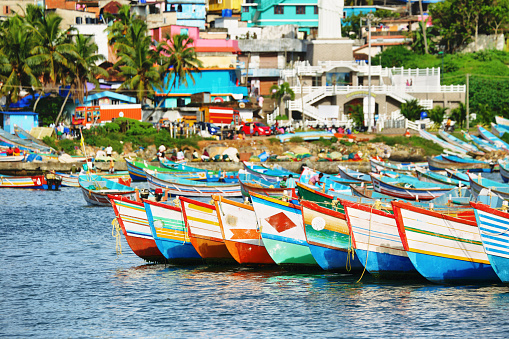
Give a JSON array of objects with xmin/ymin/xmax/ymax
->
[{"xmin": 289, "ymin": 136, "xmax": 304, "ymax": 143}]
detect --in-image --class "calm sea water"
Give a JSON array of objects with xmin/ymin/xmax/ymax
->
[{"xmin": 2, "ymin": 182, "xmax": 509, "ymax": 338}]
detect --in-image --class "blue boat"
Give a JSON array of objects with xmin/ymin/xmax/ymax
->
[
  {"xmin": 416, "ymin": 167, "xmax": 469, "ymax": 187},
  {"xmin": 499, "ymin": 159, "xmax": 509, "ymax": 183},
  {"xmin": 338, "ymin": 165, "xmax": 371, "ymax": 183},
  {"xmin": 160, "ymin": 158, "xmax": 238, "ymax": 183},
  {"xmin": 438, "ymin": 130, "xmax": 483, "ymax": 155},
  {"xmin": 491, "ymin": 123, "xmax": 509, "ymax": 138},
  {"xmin": 143, "ymin": 200, "xmax": 202, "ymax": 262},
  {"xmin": 468, "ymin": 173, "xmax": 509, "ymax": 201},
  {"xmin": 463, "ymin": 132, "xmax": 499, "ymax": 152},
  {"xmin": 428, "ymin": 155, "xmax": 494, "ymax": 172},
  {"xmin": 277, "ymin": 131, "xmax": 335, "ymax": 143},
  {"xmin": 243, "ymin": 161, "xmax": 296, "ymax": 183},
  {"xmin": 299, "ymin": 167, "xmax": 353, "ymax": 195},
  {"xmin": 478, "ymin": 125, "xmax": 509, "ymax": 151},
  {"xmin": 419, "ymin": 129, "xmax": 468, "ymax": 154}
]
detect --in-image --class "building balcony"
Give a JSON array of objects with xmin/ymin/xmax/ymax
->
[{"xmin": 241, "ymin": 68, "xmax": 281, "ymax": 77}]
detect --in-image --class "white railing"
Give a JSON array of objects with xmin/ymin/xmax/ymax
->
[
  {"xmin": 292, "ymin": 85, "xmax": 466, "ymax": 97},
  {"xmin": 390, "ymin": 67, "xmax": 441, "ymax": 77}
]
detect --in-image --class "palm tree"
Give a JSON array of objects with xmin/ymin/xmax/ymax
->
[
  {"xmin": 105, "ymin": 4, "xmax": 137, "ymax": 47},
  {"xmin": 114, "ymin": 20, "xmax": 163, "ymax": 104},
  {"xmin": 0, "ymin": 15, "xmax": 39, "ymax": 110},
  {"xmin": 400, "ymin": 99, "xmax": 424, "ymax": 121},
  {"xmin": 412, "ymin": 21, "xmax": 436, "ymax": 54},
  {"xmin": 270, "ymin": 82, "xmax": 295, "ymax": 120},
  {"xmin": 451, "ymin": 102, "xmax": 467, "ymax": 128},
  {"xmin": 427, "ymin": 106, "xmax": 448, "ymax": 126}
]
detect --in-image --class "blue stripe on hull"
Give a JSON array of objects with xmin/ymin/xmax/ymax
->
[
  {"xmin": 487, "ymin": 254, "xmax": 509, "ymax": 283},
  {"xmin": 355, "ymin": 249, "xmax": 420, "ymax": 279},
  {"xmin": 128, "ymin": 171, "xmax": 147, "ymax": 182},
  {"xmin": 309, "ymin": 244, "xmax": 363, "ymax": 271},
  {"xmin": 155, "ymin": 239, "xmax": 201, "ymax": 260},
  {"xmin": 407, "ymin": 252, "xmax": 500, "ymax": 284}
]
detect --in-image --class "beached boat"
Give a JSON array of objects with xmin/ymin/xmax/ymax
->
[
  {"xmin": 496, "ymin": 115, "xmax": 509, "ymax": 127},
  {"xmin": 143, "ymin": 200, "xmax": 202, "ymax": 262},
  {"xmin": 350, "ymin": 183, "xmax": 394, "ymax": 200},
  {"xmin": 419, "ymin": 130, "xmax": 468, "ymax": 154},
  {"xmin": 342, "ymin": 200, "xmax": 420, "ymax": 279},
  {"xmin": 499, "ymin": 159, "xmax": 509, "ymax": 183},
  {"xmin": 160, "ymin": 158, "xmax": 238, "ymax": 182},
  {"xmin": 144, "ymin": 169, "xmax": 242, "ymax": 197},
  {"xmin": 416, "ymin": 167, "xmax": 469, "ymax": 187},
  {"xmin": 179, "ymin": 196, "xmax": 235, "ymax": 263},
  {"xmin": 427, "ymin": 155, "xmax": 494, "ymax": 172},
  {"xmin": 0, "ymin": 155, "xmax": 25, "ymax": 162},
  {"xmin": 57, "ymin": 171, "xmax": 131, "ymax": 187},
  {"xmin": 491, "ymin": 123, "xmax": 509, "ymax": 138},
  {"xmin": 239, "ymin": 175, "xmax": 297, "ymax": 199},
  {"xmin": 126, "ymin": 158, "xmax": 186, "ymax": 181},
  {"xmin": 445, "ymin": 168, "xmax": 469, "ymax": 182},
  {"xmin": 250, "ymin": 192, "xmax": 318, "ymax": 267},
  {"xmin": 337, "ymin": 165, "xmax": 371, "ymax": 183},
  {"xmin": 300, "ymin": 200, "xmax": 363, "ymax": 271},
  {"xmin": 468, "ymin": 173, "xmax": 509, "ymax": 201},
  {"xmin": 212, "ymin": 195, "xmax": 274, "ymax": 265},
  {"xmin": 463, "ymin": 132, "xmax": 500, "ymax": 152},
  {"xmin": 472, "ymin": 201, "xmax": 509, "ymax": 283},
  {"xmin": 0, "ymin": 127, "xmax": 54, "ymax": 153},
  {"xmin": 277, "ymin": 131, "xmax": 335, "ymax": 143},
  {"xmin": 392, "ymin": 201, "xmax": 499, "ymax": 283},
  {"xmin": 79, "ymin": 174, "xmax": 135, "ymax": 206},
  {"xmin": 371, "ymin": 172, "xmax": 453, "ymax": 201},
  {"xmin": 109, "ymin": 195, "xmax": 166, "ymax": 262},
  {"xmin": 478, "ymin": 125, "xmax": 509, "ymax": 151},
  {"xmin": 299, "ymin": 167, "xmax": 355, "ymax": 194},
  {"xmin": 243, "ymin": 161, "xmax": 294, "ymax": 183},
  {"xmin": 438, "ymin": 130, "xmax": 483, "ymax": 155},
  {"xmin": 14, "ymin": 125, "xmax": 54, "ymax": 150},
  {"xmin": 370, "ymin": 158, "xmax": 419, "ymax": 175}
]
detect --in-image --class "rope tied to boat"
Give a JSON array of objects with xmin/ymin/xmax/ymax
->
[
  {"xmin": 356, "ymin": 200, "xmax": 378, "ymax": 283},
  {"xmin": 111, "ymin": 217, "xmax": 122, "ymax": 256}
]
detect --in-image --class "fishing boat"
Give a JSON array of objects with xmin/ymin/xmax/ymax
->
[
  {"xmin": 109, "ymin": 195, "xmax": 166, "ymax": 262},
  {"xmin": 427, "ymin": 155, "xmax": 494, "ymax": 172},
  {"xmin": 416, "ymin": 168, "xmax": 469, "ymax": 187},
  {"xmin": 179, "ymin": 196, "xmax": 236, "ymax": 263},
  {"xmin": 472, "ymin": 201, "xmax": 509, "ymax": 283},
  {"xmin": 0, "ymin": 155, "xmax": 25, "ymax": 162},
  {"xmin": 438, "ymin": 130, "xmax": 483, "ymax": 155},
  {"xmin": 478, "ymin": 125, "xmax": 509, "ymax": 151},
  {"xmin": 337, "ymin": 165, "xmax": 371, "ymax": 183},
  {"xmin": 250, "ymin": 192, "xmax": 318, "ymax": 267},
  {"xmin": 445, "ymin": 168, "xmax": 469, "ymax": 182},
  {"xmin": 144, "ymin": 169, "xmax": 242, "ymax": 197},
  {"xmin": 491, "ymin": 123, "xmax": 509, "ymax": 138},
  {"xmin": 299, "ymin": 167, "xmax": 355, "ymax": 194},
  {"xmin": 212, "ymin": 195, "xmax": 275, "ymax": 265},
  {"xmin": 371, "ymin": 172, "xmax": 454, "ymax": 201},
  {"xmin": 243, "ymin": 161, "xmax": 294, "ymax": 183},
  {"xmin": 0, "ymin": 127, "xmax": 54, "ymax": 153},
  {"xmin": 468, "ymin": 173, "xmax": 509, "ymax": 201},
  {"xmin": 369, "ymin": 158, "xmax": 419, "ymax": 175},
  {"xmin": 499, "ymin": 159, "xmax": 509, "ymax": 183},
  {"xmin": 463, "ymin": 132, "xmax": 499, "ymax": 152},
  {"xmin": 277, "ymin": 131, "xmax": 335, "ymax": 143},
  {"xmin": 392, "ymin": 201, "xmax": 499, "ymax": 283},
  {"xmin": 126, "ymin": 158, "xmax": 186, "ymax": 181},
  {"xmin": 57, "ymin": 171, "xmax": 131, "ymax": 187},
  {"xmin": 13, "ymin": 125, "xmax": 54, "ymax": 150},
  {"xmin": 342, "ymin": 200, "xmax": 420, "ymax": 279},
  {"xmin": 160, "ymin": 158, "xmax": 238, "ymax": 182},
  {"xmin": 496, "ymin": 115, "xmax": 509, "ymax": 127},
  {"xmin": 0, "ymin": 174, "xmax": 47, "ymax": 189},
  {"xmin": 419, "ymin": 129, "xmax": 468, "ymax": 154},
  {"xmin": 79, "ymin": 174, "xmax": 135, "ymax": 206},
  {"xmin": 300, "ymin": 200, "xmax": 363, "ymax": 271},
  {"xmin": 143, "ymin": 200, "xmax": 202, "ymax": 262},
  {"xmin": 239, "ymin": 175, "xmax": 297, "ymax": 199},
  {"xmin": 350, "ymin": 183, "xmax": 395, "ymax": 200}
]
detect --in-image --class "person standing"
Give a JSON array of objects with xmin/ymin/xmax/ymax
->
[
  {"xmin": 158, "ymin": 145, "xmax": 166, "ymax": 159},
  {"xmin": 105, "ymin": 145, "xmax": 113, "ymax": 157}
]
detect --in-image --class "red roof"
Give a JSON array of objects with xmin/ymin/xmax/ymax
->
[{"xmin": 194, "ymin": 46, "xmax": 240, "ymax": 53}]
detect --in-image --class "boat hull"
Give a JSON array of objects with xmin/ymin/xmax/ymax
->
[
  {"xmin": 428, "ymin": 156, "xmax": 493, "ymax": 173},
  {"xmin": 82, "ymin": 188, "xmax": 134, "ymax": 206},
  {"xmin": 260, "ymin": 236, "xmax": 317, "ymax": 265},
  {"xmin": 355, "ymin": 249, "xmax": 418, "ymax": 279},
  {"xmin": 372, "ymin": 174, "xmax": 452, "ymax": 201},
  {"xmin": 0, "ymin": 175, "xmax": 46, "ymax": 189}
]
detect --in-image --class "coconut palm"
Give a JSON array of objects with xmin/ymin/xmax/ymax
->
[
  {"xmin": 105, "ymin": 4, "xmax": 138, "ymax": 46},
  {"xmin": 400, "ymin": 99, "xmax": 424, "ymax": 121},
  {"xmin": 270, "ymin": 82, "xmax": 295, "ymax": 120}
]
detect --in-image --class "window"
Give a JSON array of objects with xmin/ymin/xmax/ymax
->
[
  {"xmin": 180, "ymin": 28, "xmax": 188, "ymax": 36},
  {"xmin": 314, "ymin": 5, "xmax": 318, "ymax": 14},
  {"xmin": 177, "ymin": 4, "xmax": 182, "ymax": 12},
  {"xmin": 296, "ymin": 6, "xmax": 305, "ymax": 15},
  {"xmin": 242, "ymin": 6, "xmax": 249, "ymax": 12},
  {"xmin": 274, "ymin": 5, "xmax": 283, "ymax": 14}
]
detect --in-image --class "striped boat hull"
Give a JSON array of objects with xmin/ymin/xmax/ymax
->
[
  {"xmin": 301, "ymin": 200, "xmax": 362, "ymax": 271},
  {"xmin": 0, "ymin": 175, "xmax": 46, "ymax": 189},
  {"xmin": 110, "ymin": 196, "xmax": 165, "ymax": 262},
  {"xmin": 251, "ymin": 193, "xmax": 318, "ymax": 267},
  {"xmin": 342, "ymin": 200, "xmax": 419, "ymax": 278},
  {"xmin": 392, "ymin": 201, "xmax": 499, "ymax": 283},
  {"xmin": 180, "ymin": 197, "xmax": 235, "ymax": 262},
  {"xmin": 372, "ymin": 174, "xmax": 452, "ymax": 201},
  {"xmin": 213, "ymin": 196, "xmax": 274, "ymax": 265},
  {"xmin": 472, "ymin": 202, "xmax": 509, "ymax": 283}
]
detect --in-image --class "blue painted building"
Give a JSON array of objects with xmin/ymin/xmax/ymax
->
[
  {"xmin": 0, "ymin": 111, "xmax": 39, "ymax": 134},
  {"xmin": 165, "ymin": 0, "xmax": 206, "ymax": 29},
  {"xmin": 156, "ymin": 68, "xmax": 248, "ymax": 108},
  {"xmin": 83, "ymin": 91, "xmax": 137, "ymax": 106}
]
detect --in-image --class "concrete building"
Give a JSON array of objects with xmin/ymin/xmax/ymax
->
[
  {"xmin": 165, "ymin": 0, "xmax": 206, "ymax": 29},
  {"xmin": 0, "ymin": 111, "xmax": 38, "ymax": 134},
  {"xmin": 207, "ymin": 0, "xmax": 242, "ymax": 14}
]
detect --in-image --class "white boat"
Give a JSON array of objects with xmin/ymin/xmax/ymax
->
[{"xmin": 496, "ymin": 115, "xmax": 509, "ymax": 127}]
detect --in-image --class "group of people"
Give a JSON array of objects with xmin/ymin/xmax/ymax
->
[
  {"xmin": 6, "ymin": 146, "xmax": 21, "ymax": 156},
  {"xmin": 157, "ymin": 145, "xmax": 186, "ymax": 162}
]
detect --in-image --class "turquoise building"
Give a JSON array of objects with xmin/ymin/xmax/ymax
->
[
  {"xmin": 241, "ymin": 0, "xmax": 319, "ymax": 36},
  {"xmin": 165, "ymin": 0, "xmax": 206, "ymax": 29},
  {"xmin": 156, "ymin": 68, "xmax": 248, "ymax": 108},
  {"xmin": 0, "ymin": 111, "xmax": 38, "ymax": 134}
]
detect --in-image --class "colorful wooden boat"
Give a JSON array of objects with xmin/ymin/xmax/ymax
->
[
  {"xmin": 468, "ymin": 173, "xmax": 509, "ymax": 201},
  {"xmin": 438, "ymin": 130, "xmax": 484, "ymax": 155},
  {"xmin": 144, "ymin": 169, "xmax": 241, "ymax": 197},
  {"xmin": 427, "ymin": 155, "xmax": 494, "ymax": 172},
  {"xmin": 491, "ymin": 123, "xmax": 509, "ymax": 138},
  {"xmin": 369, "ymin": 158, "xmax": 419, "ymax": 175},
  {"xmin": 478, "ymin": 125, "xmax": 509, "ymax": 151},
  {"xmin": 392, "ymin": 201, "xmax": 499, "ymax": 283},
  {"xmin": 299, "ymin": 167, "xmax": 354, "ymax": 194},
  {"xmin": 337, "ymin": 165, "xmax": 371, "ymax": 183},
  {"xmin": 14, "ymin": 125, "xmax": 55, "ymax": 151},
  {"xmin": 499, "ymin": 159, "xmax": 509, "ymax": 183},
  {"xmin": 300, "ymin": 200, "xmax": 363, "ymax": 271},
  {"xmin": 57, "ymin": 171, "xmax": 131, "ymax": 187},
  {"xmin": 419, "ymin": 129, "xmax": 468, "ymax": 154},
  {"xmin": 496, "ymin": 115, "xmax": 509, "ymax": 127},
  {"xmin": 445, "ymin": 168, "xmax": 469, "ymax": 182},
  {"xmin": 79, "ymin": 174, "xmax": 135, "ymax": 206},
  {"xmin": 239, "ymin": 176, "xmax": 297, "ymax": 199},
  {"xmin": 109, "ymin": 195, "xmax": 166, "ymax": 262},
  {"xmin": 0, "ymin": 175, "xmax": 47, "ymax": 189},
  {"xmin": 0, "ymin": 127, "xmax": 53, "ymax": 153},
  {"xmin": 371, "ymin": 172, "xmax": 454, "ymax": 201},
  {"xmin": 0, "ymin": 155, "xmax": 25, "ymax": 162},
  {"xmin": 125, "ymin": 158, "xmax": 188, "ymax": 181},
  {"xmin": 277, "ymin": 131, "xmax": 335, "ymax": 143},
  {"xmin": 143, "ymin": 200, "xmax": 202, "ymax": 262},
  {"xmin": 212, "ymin": 195, "xmax": 275, "ymax": 265},
  {"xmin": 243, "ymin": 161, "xmax": 294, "ymax": 183},
  {"xmin": 342, "ymin": 200, "xmax": 420, "ymax": 279},
  {"xmin": 250, "ymin": 192, "xmax": 319, "ymax": 267},
  {"xmin": 350, "ymin": 183, "xmax": 395, "ymax": 200},
  {"xmin": 443, "ymin": 154, "xmax": 497, "ymax": 171},
  {"xmin": 472, "ymin": 201, "xmax": 509, "ymax": 283},
  {"xmin": 463, "ymin": 132, "xmax": 499, "ymax": 152},
  {"xmin": 416, "ymin": 167, "xmax": 469, "ymax": 187},
  {"xmin": 179, "ymin": 196, "xmax": 236, "ymax": 263},
  {"xmin": 160, "ymin": 158, "xmax": 238, "ymax": 182}
]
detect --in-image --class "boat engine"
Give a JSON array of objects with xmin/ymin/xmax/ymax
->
[
  {"xmin": 44, "ymin": 173, "xmax": 62, "ymax": 191},
  {"xmin": 154, "ymin": 188, "xmax": 163, "ymax": 202},
  {"xmin": 140, "ymin": 188, "xmax": 150, "ymax": 200}
]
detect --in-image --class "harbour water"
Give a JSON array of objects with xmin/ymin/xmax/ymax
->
[{"xmin": 2, "ymin": 186, "xmax": 509, "ymax": 337}]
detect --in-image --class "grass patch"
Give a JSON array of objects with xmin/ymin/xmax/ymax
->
[
  {"xmin": 42, "ymin": 137, "xmax": 79, "ymax": 154},
  {"xmin": 370, "ymin": 135, "xmax": 443, "ymax": 155},
  {"xmin": 268, "ymin": 137, "xmax": 280, "ymax": 144},
  {"xmin": 312, "ymin": 137, "xmax": 338, "ymax": 147},
  {"xmin": 289, "ymin": 136, "xmax": 304, "ymax": 143}
]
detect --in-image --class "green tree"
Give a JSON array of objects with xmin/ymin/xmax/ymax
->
[
  {"xmin": 487, "ymin": 0, "xmax": 509, "ymax": 36},
  {"xmin": 400, "ymin": 99, "xmax": 424, "ymax": 121},
  {"xmin": 412, "ymin": 21, "xmax": 436, "ymax": 54},
  {"xmin": 105, "ymin": 4, "xmax": 137, "ymax": 47},
  {"xmin": 372, "ymin": 46, "xmax": 415, "ymax": 67},
  {"xmin": 475, "ymin": 103, "xmax": 494, "ymax": 125},
  {"xmin": 270, "ymin": 82, "xmax": 295, "ymax": 120},
  {"xmin": 427, "ymin": 106, "xmax": 448, "ymax": 126},
  {"xmin": 450, "ymin": 102, "xmax": 467, "ymax": 128},
  {"xmin": 349, "ymin": 104, "xmax": 364, "ymax": 128}
]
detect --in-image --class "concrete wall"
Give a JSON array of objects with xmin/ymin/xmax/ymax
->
[
  {"xmin": 238, "ymin": 38, "xmax": 306, "ymax": 53},
  {"xmin": 73, "ymin": 24, "xmax": 109, "ymax": 62},
  {"xmin": 307, "ymin": 39, "xmax": 354, "ymax": 65}
]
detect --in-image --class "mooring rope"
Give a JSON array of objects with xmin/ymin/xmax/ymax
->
[{"xmin": 111, "ymin": 217, "xmax": 122, "ymax": 256}]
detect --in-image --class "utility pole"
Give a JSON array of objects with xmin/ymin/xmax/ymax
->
[
  {"xmin": 418, "ymin": 0, "xmax": 428, "ymax": 54},
  {"xmin": 299, "ymin": 73, "xmax": 304, "ymax": 125},
  {"xmin": 466, "ymin": 73, "xmax": 470, "ymax": 130},
  {"xmin": 367, "ymin": 13, "xmax": 374, "ymax": 132}
]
